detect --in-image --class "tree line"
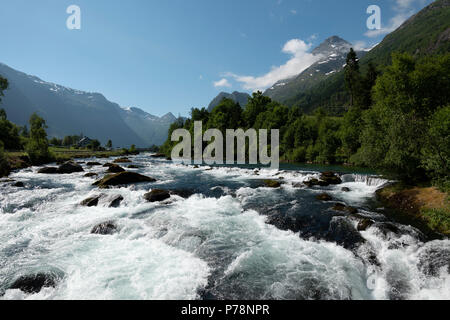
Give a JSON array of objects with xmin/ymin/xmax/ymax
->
[{"xmin": 161, "ymin": 51, "xmax": 449, "ymax": 190}]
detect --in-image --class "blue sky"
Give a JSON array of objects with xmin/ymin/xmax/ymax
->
[{"xmin": 0, "ymin": 0, "xmax": 433, "ymax": 116}]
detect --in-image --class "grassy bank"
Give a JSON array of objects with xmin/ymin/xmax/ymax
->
[
  {"xmin": 376, "ymin": 183, "xmax": 450, "ymax": 236},
  {"xmin": 5, "ymin": 147, "xmax": 128, "ymax": 172}
]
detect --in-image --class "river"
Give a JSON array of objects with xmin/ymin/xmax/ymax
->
[{"xmin": 0, "ymin": 153, "xmax": 449, "ymax": 300}]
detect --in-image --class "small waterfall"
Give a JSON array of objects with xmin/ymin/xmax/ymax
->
[{"xmin": 341, "ymin": 174, "xmax": 390, "ymax": 188}]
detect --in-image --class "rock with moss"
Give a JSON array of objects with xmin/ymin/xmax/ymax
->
[
  {"xmin": 320, "ymin": 172, "xmax": 342, "ymax": 185},
  {"xmin": 113, "ymin": 157, "xmax": 131, "ymax": 163},
  {"xmin": 93, "ymin": 171, "xmax": 156, "ymax": 188},
  {"xmin": 263, "ymin": 180, "xmax": 282, "ymax": 188}
]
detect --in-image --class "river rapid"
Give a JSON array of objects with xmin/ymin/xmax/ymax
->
[{"xmin": 0, "ymin": 153, "xmax": 449, "ymax": 300}]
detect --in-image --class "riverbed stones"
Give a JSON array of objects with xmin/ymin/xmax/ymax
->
[
  {"xmin": 144, "ymin": 189, "xmax": 171, "ymax": 202},
  {"xmin": 9, "ymin": 273, "xmax": 59, "ymax": 294},
  {"xmin": 91, "ymin": 221, "xmax": 118, "ymax": 235},
  {"xmin": 93, "ymin": 171, "xmax": 156, "ymax": 188}
]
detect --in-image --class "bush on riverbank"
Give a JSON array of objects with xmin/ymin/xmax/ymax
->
[{"xmin": 0, "ymin": 142, "xmax": 11, "ymax": 177}]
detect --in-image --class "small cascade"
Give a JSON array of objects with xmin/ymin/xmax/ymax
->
[{"xmin": 341, "ymin": 174, "xmax": 390, "ymax": 188}]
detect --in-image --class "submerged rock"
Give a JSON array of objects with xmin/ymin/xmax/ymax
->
[
  {"xmin": 169, "ymin": 189, "xmax": 196, "ymax": 199},
  {"xmin": 332, "ymin": 203, "xmax": 358, "ymax": 214},
  {"xmin": 109, "ymin": 195, "xmax": 124, "ymax": 208},
  {"xmin": 316, "ymin": 193, "xmax": 333, "ymax": 201},
  {"xmin": 91, "ymin": 221, "xmax": 118, "ymax": 235},
  {"xmin": 9, "ymin": 273, "xmax": 59, "ymax": 294},
  {"xmin": 263, "ymin": 180, "xmax": 282, "ymax": 188},
  {"xmin": 341, "ymin": 187, "xmax": 351, "ymax": 192},
  {"xmin": 144, "ymin": 189, "xmax": 171, "ymax": 202},
  {"xmin": 107, "ymin": 164, "xmax": 125, "ymax": 173},
  {"xmin": 38, "ymin": 167, "xmax": 58, "ymax": 174},
  {"xmin": 128, "ymin": 165, "xmax": 140, "ymax": 169},
  {"xmin": 93, "ymin": 171, "xmax": 156, "ymax": 188},
  {"xmin": 57, "ymin": 161, "xmax": 84, "ymax": 174}
]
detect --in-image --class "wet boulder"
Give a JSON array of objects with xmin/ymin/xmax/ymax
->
[
  {"xmin": 327, "ymin": 216, "xmax": 365, "ymax": 250},
  {"xmin": 91, "ymin": 221, "xmax": 118, "ymax": 235},
  {"xmin": 304, "ymin": 179, "xmax": 319, "ymax": 187},
  {"xmin": 341, "ymin": 187, "xmax": 351, "ymax": 192},
  {"xmin": 357, "ymin": 219, "xmax": 374, "ymax": 231},
  {"xmin": 128, "ymin": 165, "xmax": 140, "ymax": 169},
  {"xmin": 103, "ymin": 163, "xmax": 114, "ymax": 167},
  {"xmin": 169, "ymin": 189, "xmax": 196, "ymax": 199},
  {"xmin": 13, "ymin": 181, "xmax": 25, "ymax": 188},
  {"xmin": 263, "ymin": 180, "xmax": 282, "ymax": 188},
  {"xmin": 109, "ymin": 195, "xmax": 124, "ymax": 208},
  {"xmin": 84, "ymin": 172, "xmax": 98, "ymax": 178},
  {"xmin": 38, "ymin": 167, "xmax": 58, "ymax": 174},
  {"xmin": 320, "ymin": 172, "xmax": 342, "ymax": 185},
  {"xmin": 93, "ymin": 171, "xmax": 156, "ymax": 188},
  {"xmin": 9, "ymin": 273, "xmax": 59, "ymax": 294},
  {"xmin": 144, "ymin": 189, "xmax": 171, "ymax": 202},
  {"xmin": 86, "ymin": 162, "xmax": 102, "ymax": 166},
  {"xmin": 80, "ymin": 194, "xmax": 104, "ymax": 207},
  {"xmin": 57, "ymin": 161, "xmax": 84, "ymax": 174},
  {"xmin": 106, "ymin": 164, "xmax": 125, "ymax": 173},
  {"xmin": 316, "ymin": 193, "xmax": 333, "ymax": 201}
]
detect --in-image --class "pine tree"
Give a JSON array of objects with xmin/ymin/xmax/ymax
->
[{"xmin": 344, "ymin": 48, "xmax": 361, "ymax": 107}]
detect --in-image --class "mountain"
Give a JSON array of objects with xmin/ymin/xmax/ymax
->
[
  {"xmin": 208, "ymin": 91, "xmax": 251, "ymax": 112},
  {"xmin": 118, "ymin": 107, "xmax": 177, "ymax": 146},
  {"xmin": 280, "ymin": 0, "xmax": 450, "ymax": 114},
  {"xmin": 264, "ymin": 36, "xmax": 366, "ymax": 111},
  {"xmin": 0, "ymin": 63, "xmax": 176, "ymax": 147}
]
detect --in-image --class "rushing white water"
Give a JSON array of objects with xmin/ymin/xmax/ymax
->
[{"xmin": 0, "ymin": 155, "xmax": 448, "ymax": 300}]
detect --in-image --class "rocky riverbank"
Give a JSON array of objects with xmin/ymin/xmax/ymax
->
[{"xmin": 376, "ymin": 183, "xmax": 450, "ymax": 236}]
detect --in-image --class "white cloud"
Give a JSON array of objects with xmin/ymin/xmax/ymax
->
[
  {"xmin": 365, "ymin": 0, "xmax": 427, "ymax": 38},
  {"xmin": 213, "ymin": 78, "xmax": 231, "ymax": 88},
  {"xmin": 224, "ymin": 38, "xmax": 320, "ymax": 92}
]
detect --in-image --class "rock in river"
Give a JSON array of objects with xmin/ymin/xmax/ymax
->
[
  {"xmin": 38, "ymin": 167, "xmax": 58, "ymax": 174},
  {"xmin": 93, "ymin": 171, "xmax": 156, "ymax": 188},
  {"xmin": 80, "ymin": 194, "xmax": 104, "ymax": 207},
  {"xmin": 57, "ymin": 161, "xmax": 84, "ymax": 174},
  {"xmin": 316, "ymin": 193, "xmax": 333, "ymax": 201},
  {"xmin": 106, "ymin": 164, "xmax": 125, "ymax": 173},
  {"xmin": 263, "ymin": 180, "xmax": 282, "ymax": 188},
  {"xmin": 144, "ymin": 189, "xmax": 171, "ymax": 202},
  {"xmin": 9, "ymin": 273, "xmax": 60, "ymax": 294},
  {"xmin": 113, "ymin": 157, "xmax": 132, "ymax": 163},
  {"xmin": 91, "ymin": 221, "xmax": 118, "ymax": 235}
]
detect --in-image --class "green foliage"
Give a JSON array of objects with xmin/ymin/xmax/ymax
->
[
  {"xmin": 0, "ymin": 75, "xmax": 8, "ymax": 103},
  {"xmin": 49, "ymin": 137, "xmax": 63, "ymax": 146},
  {"xmin": 63, "ymin": 135, "xmax": 82, "ymax": 147},
  {"xmin": 25, "ymin": 113, "xmax": 51, "ymax": 165},
  {"xmin": 421, "ymin": 106, "xmax": 450, "ymax": 190},
  {"xmin": 0, "ymin": 141, "xmax": 10, "ymax": 177},
  {"xmin": 106, "ymin": 140, "xmax": 113, "ymax": 149},
  {"xmin": 422, "ymin": 207, "xmax": 450, "ymax": 236},
  {"xmin": 88, "ymin": 139, "xmax": 101, "ymax": 151},
  {"xmin": 0, "ymin": 108, "xmax": 22, "ymax": 150},
  {"xmin": 356, "ymin": 53, "xmax": 450, "ymax": 182}
]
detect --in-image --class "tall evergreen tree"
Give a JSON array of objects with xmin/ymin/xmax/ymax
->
[{"xmin": 344, "ymin": 48, "xmax": 360, "ymax": 107}]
